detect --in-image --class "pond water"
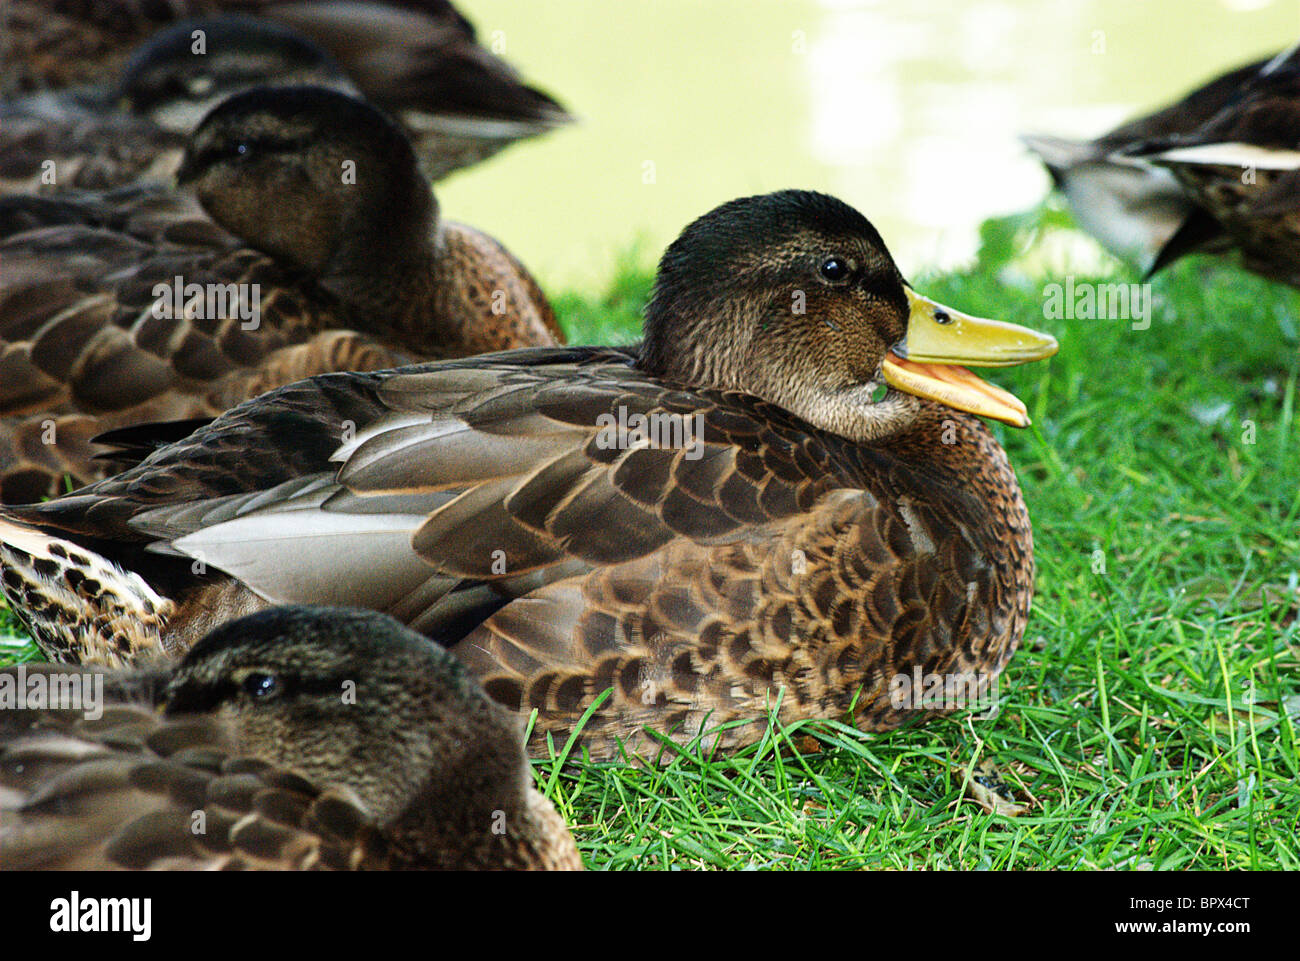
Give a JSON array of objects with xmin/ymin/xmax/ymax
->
[{"xmin": 439, "ymin": 0, "xmax": 1300, "ymax": 291}]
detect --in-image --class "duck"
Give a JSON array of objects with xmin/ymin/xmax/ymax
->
[
  {"xmin": 0, "ymin": 1, "xmax": 573, "ymax": 181},
  {"xmin": 0, "ymin": 604, "xmax": 583, "ymax": 870},
  {"xmin": 0, "ymin": 84, "xmax": 562, "ymax": 504},
  {"xmin": 0, "ymin": 16, "xmax": 359, "ymax": 195},
  {"xmin": 1022, "ymin": 48, "xmax": 1283, "ymax": 273},
  {"xmin": 0, "ymin": 190, "xmax": 1058, "ymax": 761},
  {"xmin": 1118, "ymin": 43, "xmax": 1300, "ymax": 286}
]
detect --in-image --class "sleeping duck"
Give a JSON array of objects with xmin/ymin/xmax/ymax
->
[
  {"xmin": 0, "ymin": 1, "xmax": 573, "ymax": 181},
  {"xmin": 1023, "ymin": 47, "xmax": 1290, "ymax": 275},
  {"xmin": 0, "ymin": 85, "xmax": 561, "ymax": 504},
  {"xmin": 0, "ymin": 605, "xmax": 582, "ymax": 870},
  {"xmin": 0, "ymin": 190, "xmax": 1058, "ymax": 761},
  {"xmin": 0, "ymin": 17, "xmax": 359, "ymax": 195}
]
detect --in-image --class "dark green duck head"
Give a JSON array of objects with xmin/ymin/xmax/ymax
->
[{"xmin": 640, "ymin": 190, "xmax": 1059, "ymax": 440}]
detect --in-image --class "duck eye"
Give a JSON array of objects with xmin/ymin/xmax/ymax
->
[
  {"xmin": 241, "ymin": 672, "xmax": 281, "ymax": 700},
  {"xmin": 819, "ymin": 257, "xmax": 850, "ymax": 283},
  {"xmin": 934, "ymin": 309, "xmax": 953, "ymax": 325},
  {"xmin": 233, "ymin": 141, "xmax": 250, "ymax": 158}
]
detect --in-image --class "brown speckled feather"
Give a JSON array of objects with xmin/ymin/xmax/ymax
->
[
  {"xmin": 0, "ymin": 682, "xmax": 381, "ymax": 870},
  {"xmin": 1024, "ymin": 52, "xmax": 1278, "ymax": 271},
  {"xmin": 0, "ymin": 189, "xmax": 409, "ymax": 503},
  {"xmin": 0, "ymin": 111, "xmax": 186, "ymax": 196}
]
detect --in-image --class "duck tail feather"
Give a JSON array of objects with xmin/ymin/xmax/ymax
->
[
  {"xmin": 1144, "ymin": 207, "xmax": 1226, "ymax": 278},
  {"xmin": 0, "ymin": 513, "xmax": 174, "ymax": 667}
]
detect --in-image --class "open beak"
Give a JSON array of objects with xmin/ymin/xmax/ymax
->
[{"xmin": 882, "ymin": 288, "xmax": 1059, "ymax": 427}]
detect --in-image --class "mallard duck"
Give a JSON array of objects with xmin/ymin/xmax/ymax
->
[
  {"xmin": 1023, "ymin": 50, "xmax": 1280, "ymax": 272},
  {"xmin": 1, "ymin": 1, "xmax": 573, "ymax": 181},
  {"xmin": 0, "ymin": 16, "xmax": 358, "ymax": 195},
  {"xmin": 0, "ymin": 85, "xmax": 561, "ymax": 503},
  {"xmin": 0, "ymin": 605, "xmax": 582, "ymax": 870},
  {"xmin": 1118, "ymin": 43, "xmax": 1300, "ymax": 285},
  {"xmin": 0, "ymin": 190, "xmax": 1058, "ymax": 761}
]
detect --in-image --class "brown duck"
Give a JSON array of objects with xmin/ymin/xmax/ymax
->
[
  {"xmin": 1026, "ymin": 43, "xmax": 1300, "ymax": 283},
  {"xmin": 0, "ymin": 1, "xmax": 573, "ymax": 181},
  {"xmin": 1022, "ymin": 51, "xmax": 1272, "ymax": 271},
  {"xmin": 1120, "ymin": 42, "xmax": 1300, "ymax": 285},
  {"xmin": 0, "ymin": 605, "xmax": 582, "ymax": 870},
  {"xmin": 0, "ymin": 16, "xmax": 359, "ymax": 196},
  {"xmin": 0, "ymin": 190, "xmax": 1058, "ymax": 761},
  {"xmin": 0, "ymin": 85, "xmax": 561, "ymax": 503}
]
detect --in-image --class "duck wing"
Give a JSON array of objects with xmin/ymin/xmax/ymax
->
[
  {"xmin": 38, "ymin": 348, "xmax": 844, "ymax": 624},
  {"xmin": 0, "ymin": 105, "xmax": 187, "ymax": 195},
  {"xmin": 0, "ymin": 186, "xmax": 417, "ymax": 500},
  {"xmin": 16, "ymin": 352, "xmax": 1026, "ymax": 757},
  {"xmin": 0, "ymin": 186, "xmax": 332, "ymax": 419}
]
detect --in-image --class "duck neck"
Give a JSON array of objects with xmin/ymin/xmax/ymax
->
[
  {"xmin": 314, "ymin": 211, "xmax": 439, "ymax": 357},
  {"xmin": 388, "ymin": 763, "xmax": 568, "ymax": 870},
  {"xmin": 312, "ymin": 173, "xmax": 438, "ymax": 354},
  {"xmin": 869, "ymin": 403, "xmax": 1033, "ymax": 585},
  {"xmin": 318, "ymin": 220, "xmax": 557, "ymax": 359},
  {"xmin": 875, "ymin": 401, "xmax": 1022, "ymax": 493},
  {"xmin": 426, "ymin": 221, "xmax": 560, "ymax": 354}
]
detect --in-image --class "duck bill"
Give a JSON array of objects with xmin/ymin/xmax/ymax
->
[{"xmin": 882, "ymin": 288, "xmax": 1059, "ymax": 427}]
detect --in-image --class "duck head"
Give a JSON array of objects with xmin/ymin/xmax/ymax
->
[
  {"xmin": 162, "ymin": 606, "xmax": 527, "ymax": 829},
  {"xmin": 177, "ymin": 85, "xmax": 435, "ymax": 279},
  {"xmin": 119, "ymin": 16, "xmax": 357, "ymax": 132},
  {"xmin": 640, "ymin": 190, "xmax": 1058, "ymax": 442}
]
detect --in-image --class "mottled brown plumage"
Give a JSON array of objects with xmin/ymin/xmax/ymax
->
[
  {"xmin": 1027, "ymin": 44, "xmax": 1300, "ymax": 283},
  {"xmin": 0, "ymin": 191, "xmax": 1056, "ymax": 761},
  {"xmin": 0, "ymin": 85, "xmax": 560, "ymax": 503},
  {"xmin": 0, "ymin": 111, "xmax": 185, "ymax": 197},
  {"xmin": 0, "ymin": 605, "xmax": 583, "ymax": 870},
  {"xmin": 1, "ymin": 1, "xmax": 573, "ymax": 180},
  {"xmin": 1120, "ymin": 43, "xmax": 1300, "ymax": 285}
]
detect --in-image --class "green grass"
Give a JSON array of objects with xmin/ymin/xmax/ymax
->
[
  {"xmin": 0, "ymin": 600, "xmax": 38, "ymax": 666},
  {"xmin": 3, "ymin": 204, "xmax": 1299, "ymax": 869}
]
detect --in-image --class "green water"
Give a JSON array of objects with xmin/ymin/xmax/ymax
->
[{"xmin": 439, "ymin": 0, "xmax": 1300, "ymax": 292}]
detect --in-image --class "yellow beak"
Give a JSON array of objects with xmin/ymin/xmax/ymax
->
[{"xmin": 882, "ymin": 288, "xmax": 1059, "ymax": 427}]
